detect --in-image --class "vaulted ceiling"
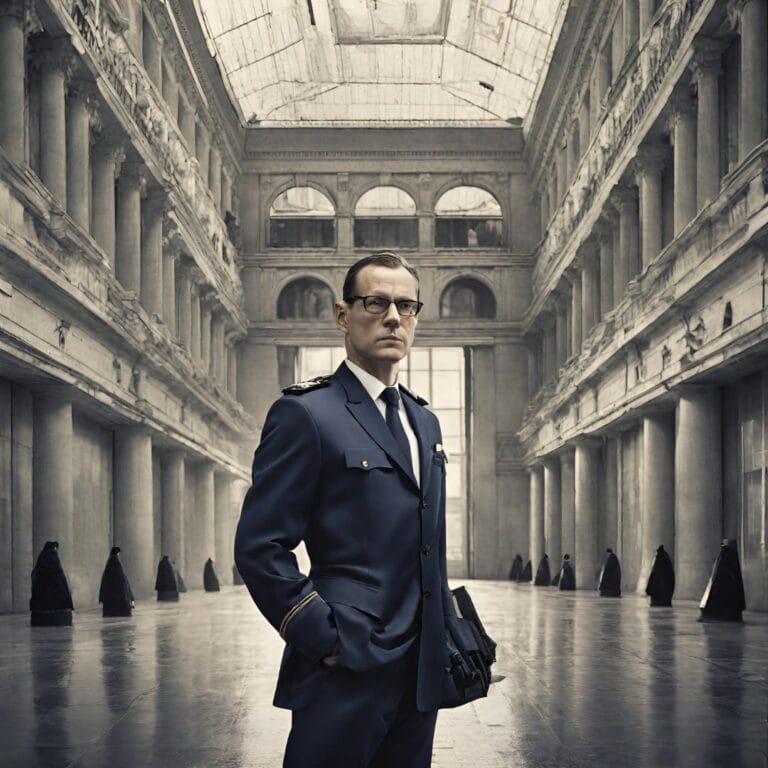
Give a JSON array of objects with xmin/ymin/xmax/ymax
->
[{"xmin": 194, "ymin": 0, "xmax": 567, "ymax": 126}]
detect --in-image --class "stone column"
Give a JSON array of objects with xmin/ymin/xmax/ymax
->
[
  {"xmin": 575, "ymin": 440, "xmax": 600, "ymax": 590},
  {"xmin": 555, "ymin": 145, "xmax": 567, "ymax": 203},
  {"xmin": 38, "ymin": 43, "xmax": 71, "ymax": 206},
  {"xmin": 560, "ymin": 450, "xmax": 576, "ymax": 561},
  {"xmin": 639, "ymin": 0, "xmax": 656, "ymax": 32},
  {"xmin": 640, "ymin": 412, "xmax": 675, "ymax": 590},
  {"xmin": 227, "ymin": 339, "xmax": 238, "ymax": 397},
  {"xmin": 736, "ymin": 0, "xmax": 768, "ymax": 157},
  {"xmin": 161, "ymin": 56, "xmax": 180, "ymax": 123},
  {"xmin": 569, "ymin": 270, "xmax": 583, "ymax": 354},
  {"xmin": 578, "ymin": 96, "xmax": 590, "ymax": 155},
  {"xmin": 581, "ymin": 248, "xmax": 600, "ymax": 339},
  {"xmin": 529, "ymin": 465, "xmax": 545, "ymax": 571},
  {"xmin": 222, "ymin": 170, "xmax": 233, "ymax": 216},
  {"xmin": 211, "ymin": 311, "xmax": 226, "ymax": 382},
  {"xmin": 140, "ymin": 190, "xmax": 165, "ymax": 318},
  {"xmin": 0, "ymin": 1, "xmax": 26, "ymax": 163},
  {"xmin": 116, "ymin": 163, "xmax": 144, "ymax": 293},
  {"xmin": 595, "ymin": 219, "xmax": 614, "ymax": 317},
  {"xmin": 544, "ymin": 459, "xmax": 562, "ymax": 568},
  {"xmin": 635, "ymin": 144, "xmax": 665, "ymax": 270},
  {"xmin": 179, "ymin": 97, "xmax": 196, "ymax": 150},
  {"xmin": 200, "ymin": 291, "xmax": 213, "ymax": 373},
  {"xmin": 195, "ymin": 121, "xmax": 210, "ymax": 185},
  {"xmin": 196, "ymin": 461, "xmax": 216, "ymax": 588},
  {"xmin": 547, "ymin": 174, "xmax": 557, "ymax": 218},
  {"xmin": 66, "ymin": 83, "xmax": 92, "ymax": 230},
  {"xmin": 675, "ymin": 387, "xmax": 722, "ymax": 599},
  {"xmin": 114, "ymin": 426, "xmax": 155, "ymax": 598},
  {"xmin": 623, "ymin": 0, "xmax": 639, "ymax": 48},
  {"xmin": 611, "ymin": 186, "xmax": 639, "ymax": 303},
  {"xmin": 669, "ymin": 92, "xmax": 697, "ymax": 235},
  {"xmin": 142, "ymin": 16, "xmax": 162, "ymax": 88},
  {"xmin": 214, "ymin": 472, "xmax": 234, "ymax": 586},
  {"xmin": 176, "ymin": 259, "xmax": 193, "ymax": 350},
  {"xmin": 32, "ymin": 393, "xmax": 73, "ymax": 564},
  {"xmin": 162, "ymin": 246, "xmax": 178, "ymax": 336},
  {"xmin": 554, "ymin": 298, "xmax": 568, "ymax": 369},
  {"xmin": 238, "ymin": 342, "xmax": 281, "ymax": 422},
  {"xmin": 542, "ymin": 315, "xmax": 557, "ymax": 383},
  {"xmin": 597, "ymin": 43, "xmax": 611, "ymax": 100},
  {"xmin": 692, "ymin": 40, "xmax": 724, "ymax": 209},
  {"xmin": 161, "ymin": 451, "xmax": 185, "ymax": 570},
  {"xmin": 539, "ymin": 185, "xmax": 549, "ymax": 234},
  {"xmin": 210, "ymin": 147, "xmax": 222, "ymax": 210},
  {"xmin": 566, "ymin": 120, "xmax": 579, "ymax": 182},
  {"xmin": 190, "ymin": 279, "xmax": 202, "ymax": 360},
  {"xmin": 92, "ymin": 138, "xmax": 123, "ymax": 267}
]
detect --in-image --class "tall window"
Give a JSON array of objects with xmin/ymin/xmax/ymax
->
[
  {"xmin": 435, "ymin": 187, "xmax": 503, "ymax": 248},
  {"xmin": 277, "ymin": 278, "xmax": 335, "ymax": 320},
  {"xmin": 269, "ymin": 187, "xmax": 336, "ymax": 248},
  {"xmin": 354, "ymin": 186, "xmax": 418, "ymax": 248},
  {"xmin": 440, "ymin": 278, "xmax": 497, "ymax": 319}
]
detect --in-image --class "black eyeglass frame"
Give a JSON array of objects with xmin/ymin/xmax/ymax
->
[{"xmin": 345, "ymin": 295, "xmax": 424, "ymax": 317}]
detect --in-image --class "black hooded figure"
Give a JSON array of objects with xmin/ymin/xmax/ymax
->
[
  {"xmin": 203, "ymin": 558, "xmax": 220, "ymax": 592},
  {"xmin": 598, "ymin": 548, "xmax": 622, "ymax": 597},
  {"xmin": 518, "ymin": 559, "xmax": 533, "ymax": 583},
  {"xmin": 534, "ymin": 554, "xmax": 551, "ymax": 586},
  {"xmin": 699, "ymin": 539, "xmax": 747, "ymax": 622},
  {"xmin": 173, "ymin": 562, "xmax": 187, "ymax": 593},
  {"xmin": 99, "ymin": 546, "xmax": 134, "ymax": 617},
  {"xmin": 233, "ymin": 563, "xmax": 244, "ymax": 586},
  {"xmin": 155, "ymin": 555, "xmax": 179, "ymax": 601},
  {"xmin": 30, "ymin": 541, "xmax": 74, "ymax": 626},
  {"xmin": 645, "ymin": 545, "xmax": 675, "ymax": 606},
  {"xmin": 559, "ymin": 554, "xmax": 575, "ymax": 591},
  {"xmin": 509, "ymin": 554, "xmax": 523, "ymax": 581}
]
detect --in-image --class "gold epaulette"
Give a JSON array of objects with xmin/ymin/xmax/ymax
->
[{"xmin": 282, "ymin": 375, "xmax": 332, "ymax": 395}]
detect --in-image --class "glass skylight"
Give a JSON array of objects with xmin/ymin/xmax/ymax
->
[{"xmin": 195, "ymin": 0, "xmax": 567, "ymax": 125}]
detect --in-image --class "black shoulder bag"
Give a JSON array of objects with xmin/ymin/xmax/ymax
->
[{"xmin": 440, "ymin": 585, "xmax": 498, "ymax": 709}]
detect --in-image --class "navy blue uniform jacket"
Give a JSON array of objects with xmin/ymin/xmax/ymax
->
[{"xmin": 234, "ymin": 361, "xmax": 454, "ymax": 713}]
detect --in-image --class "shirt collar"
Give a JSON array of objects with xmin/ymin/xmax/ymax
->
[{"xmin": 344, "ymin": 359, "xmax": 399, "ymax": 405}]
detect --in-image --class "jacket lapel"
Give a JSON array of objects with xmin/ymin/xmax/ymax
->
[
  {"xmin": 336, "ymin": 363, "xmax": 419, "ymax": 492},
  {"xmin": 400, "ymin": 391, "xmax": 433, "ymax": 493}
]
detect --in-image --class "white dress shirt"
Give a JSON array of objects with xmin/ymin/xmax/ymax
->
[{"xmin": 344, "ymin": 359, "xmax": 420, "ymax": 486}]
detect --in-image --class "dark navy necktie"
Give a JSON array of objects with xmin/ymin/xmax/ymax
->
[{"xmin": 381, "ymin": 387, "xmax": 412, "ymax": 466}]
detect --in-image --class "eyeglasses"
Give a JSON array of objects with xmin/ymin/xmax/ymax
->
[{"xmin": 346, "ymin": 295, "xmax": 423, "ymax": 317}]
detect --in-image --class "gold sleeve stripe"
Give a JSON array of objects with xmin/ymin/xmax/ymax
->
[{"xmin": 279, "ymin": 591, "xmax": 321, "ymax": 638}]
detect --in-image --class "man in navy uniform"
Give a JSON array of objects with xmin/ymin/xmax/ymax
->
[{"xmin": 235, "ymin": 251, "xmax": 453, "ymax": 768}]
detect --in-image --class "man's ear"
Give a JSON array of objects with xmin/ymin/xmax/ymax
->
[{"xmin": 335, "ymin": 300, "xmax": 348, "ymax": 332}]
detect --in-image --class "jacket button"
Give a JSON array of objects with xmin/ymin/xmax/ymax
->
[
  {"xmin": 361, "ymin": 459, "xmax": 369, "ymax": 468},
  {"xmin": 423, "ymin": 589, "xmax": 431, "ymax": 598},
  {"xmin": 421, "ymin": 545, "xmax": 431, "ymax": 556},
  {"xmin": 419, "ymin": 498, "xmax": 427, "ymax": 510}
]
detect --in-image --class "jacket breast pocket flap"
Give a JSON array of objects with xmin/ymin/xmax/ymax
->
[
  {"xmin": 313, "ymin": 575, "xmax": 383, "ymax": 620},
  {"xmin": 344, "ymin": 448, "xmax": 393, "ymax": 471}
]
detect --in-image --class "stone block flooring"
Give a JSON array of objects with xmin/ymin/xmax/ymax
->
[{"xmin": 1, "ymin": 581, "xmax": 766, "ymax": 767}]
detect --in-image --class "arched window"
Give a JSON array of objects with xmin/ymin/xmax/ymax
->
[
  {"xmin": 439, "ymin": 278, "xmax": 496, "ymax": 319},
  {"xmin": 269, "ymin": 187, "xmax": 336, "ymax": 248},
  {"xmin": 354, "ymin": 186, "xmax": 418, "ymax": 248},
  {"xmin": 277, "ymin": 278, "xmax": 335, "ymax": 320},
  {"xmin": 435, "ymin": 187, "xmax": 503, "ymax": 247}
]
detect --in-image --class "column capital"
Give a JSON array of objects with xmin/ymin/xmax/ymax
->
[
  {"xmin": 726, "ymin": 0, "xmax": 749, "ymax": 30},
  {"xmin": 0, "ymin": 0, "xmax": 28, "ymax": 20},
  {"xmin": 633, "ymin": 142, "xmax": 668, "ymax": 177},
  {"xmin": 667, "ymin": 88, "xmax": 696, "ymax": 125},
  {"xmin": 592, "ymin": 216, "xmax": 615, "ymax": 241},
  {"xmin": 120, "ymin": 161, "xmax": 148, "ymax": 188},
  {"xmin": 691, "ymin": 36, "xmax": 726, "ymax": 80},
  {"xmin": 609, "ymin": 183, "xmax": 638, "ymax": 212},
  {"xmin": 34, "ymin": 38, "xmax": 76, "ymax": 80},
  {"xmin": 94, "ymin": 135, "xmax": 127, "ymax": 176},
  {"xmin": 144, "ymin": 185, "xmax": 173, "ymax": 212}
]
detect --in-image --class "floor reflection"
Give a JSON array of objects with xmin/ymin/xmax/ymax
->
[{"xmin": 0, "ymin": 584, "xmax": 765, "ymax": 767}]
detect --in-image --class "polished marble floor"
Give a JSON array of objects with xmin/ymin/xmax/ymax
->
[{"xmin": 1, "ymin": 581, "xmax": 766, "ymax": 767}]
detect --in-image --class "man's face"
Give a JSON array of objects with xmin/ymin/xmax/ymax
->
[{"xmin": 336, "ymin": 264, "xmax": 419, "ymax": 370}]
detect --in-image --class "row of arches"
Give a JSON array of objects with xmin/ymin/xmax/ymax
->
[
  {"xmin": 269, "ymin": 185, "xmax": 504, "ymax": 249},
  {"xmin": 276, "ymin": 276, "xmax": 497, "ymax": 320}
]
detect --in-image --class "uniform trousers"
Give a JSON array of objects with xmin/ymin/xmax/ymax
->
[{"xmin": 283, "ymin": 639, "xmax": 438, "ymax": 768}]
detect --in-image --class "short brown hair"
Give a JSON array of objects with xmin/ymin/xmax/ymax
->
[{"xmin": 342, "ymin": 251, "xmax": 420, "ymax": 302}]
